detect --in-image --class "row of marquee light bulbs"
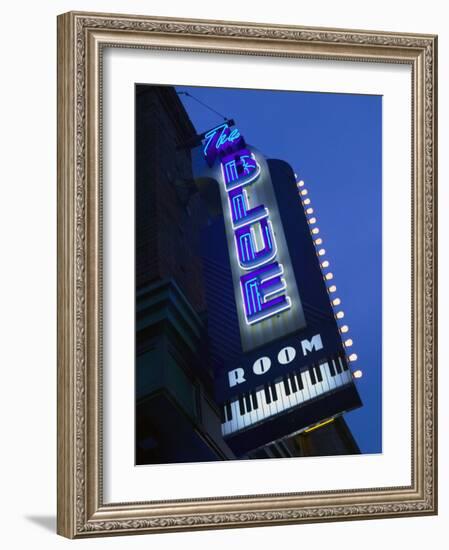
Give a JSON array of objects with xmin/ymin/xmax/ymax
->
[{"xmin": 296, "ymin": 176, "xmax": 363, "ymax": 381}]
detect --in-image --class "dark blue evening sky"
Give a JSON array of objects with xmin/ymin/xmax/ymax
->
[{"xmin": 176, "ymin": 85, "xmax": 382, "ymax": 454}]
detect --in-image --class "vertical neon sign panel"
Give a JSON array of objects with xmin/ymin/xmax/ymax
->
[{"xmin": 201, "ymin": 122, "xmax": 305, "ymax": 351}]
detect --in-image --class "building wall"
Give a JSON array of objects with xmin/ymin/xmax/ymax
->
[
  {"xmin": 135, "ymin": 85, "xmax": 234, "ymax": 463},
  {"xmin": 136, "ymin": 85, "xmax": 208, "ymax": 313}
]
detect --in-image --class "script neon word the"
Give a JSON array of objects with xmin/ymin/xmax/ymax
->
[{"xmin": 203, "ymin": 123, "xmax": 243, "ymax": 166}]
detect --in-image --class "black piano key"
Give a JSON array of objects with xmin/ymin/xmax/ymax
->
[
  {"xmin": 283, "ymin": 377, "xmax": 291, "ymax": 396},
  {"xmin": 251, "ymin": 391, "xmax": 258, "ymax": 409},
  {"xmin": 264, "ymin": 385, "xmax": 272, "ymax": 404},
  {"xmin": 341, "ymin": 357, "xmax": 349, "ymax": 371},
  {"xmin": 225, "ymin": 401, "xmax": 232, "ymax": 421},
  {"xmin": 220, "ymin": 405, "xmax": 226, "ymax": 422},
  {"xmin": 244, "ymin": 392, "xmax": 252, "ymax": 412},
  {"xmin": 289, "ymin": 372, "xmax": 298, "ymax": 393},
  {"xmin": 309, "ymin": 366, "xmax": 317, "ymax": 385},
  {"xmin": 334, "ymin": 357, "xmax": 342, "ymax": 374},
  {"xmin": 328, "ymin": 359, "xmax": 336, "ymax": 376},
  {"xmin": 270, "ymin": 382, "xmax": 278, "ymax": 401},
  {"xmin": 295, "ymin": 371, "xmax": 304, "ymax": 390},
  {"xmin": 238, "ymin": 395, "xmax": 245, "ymax": 415},
  {"xmin": 314, "ymin": 364, "xmax": 323, "ymax": 382}
]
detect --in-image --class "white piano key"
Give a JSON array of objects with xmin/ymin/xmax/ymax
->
[
  {"xmin": 332, "ymin": 360, "xmax": 345, "ymax": 388},
  {"xmin": 267, "ymin": 389, "xmax": 280, "ymax": 417},
  {"xmin": 303, "ymin": 370, "xmax": 317, "ymax": 399},
  {"xmin": 299, "ymin": 371, "xmax": 311, "ymax": 401},
  {"xmin": 310, "ymin": 369, "xmax": 321, "ymax": 397},
  {"xmin": 278, "ymin": 379, "xmax": 289, "ymax": 408},
  {"xmin": 246, "ymin": 397, "xmax": 256, "ymax": 425},
  {"xmin": 338, "ymin": 357, "xmax": 353, "ymax": 384},
  {"xmin": 253, "ymin": 393, "xmax": 263, "ymax": 424},
  {"xmin": 311, "ymin": 367, "xmax": 326, "ymax": 397},
  {"xmin": 225, "ymin": 405, "xmax": 231, "ymax": 432},
  {"xmin": 253, "ymin": 390, "xmax": 262, "ymax": 422},
  {"xmin": 294, "ymin": 374, "xmax": 306, "ymax": 404},
  {"xmin": 272, "ymin": 387, "xmax": 284, "ymax": 415},
  {"xmin": 239, "ymin": 398, "xmax": 247, "ymax": 429},
  {"xmin": 259, "ymin": 387, "xmax": 272, "ymax": 420},
  {"xmin": 274, "ymin": 381, "xmax": 287, "ymax": 413},
  {"xmin": 285, "ymin": 378, "xmax": 299, "ymax": 408},
  {"xmin": 283, "ymin": 381, "xmax": 295, "ymax": 408},
  {"xmin": 268, "ymin": 384, "xmax": 280, "ymax": 415},
  {"xmin": 288, "ymin": 377, "xmax": 300, "ymax": 407},
  {"xmin": 230, "ymin": 401, "xmax": 241, "ymax": 432},
  {"xmin": 240, "ymin": 399, "xmax": 249, "ymax": 429},
  {"xmin": 319, "ymin": 363, "xmax": 330, "ymax": 390},
  {"xmin": 295, "ymin": 386, "xmax": 305, "ymax": 405},
  {"xmin": 248, "ymin": 392, "xmax": 257, "ymax": 425},
  {"xmin": 278, "ymin": 381, "xmax": 290, "ymax": 411},
  {"xmin": 248, "ymin": 397, "xmax": 259, "ymax": 425},
  {"xmin": 337, "ymin": 358, "xmax": 350, "ymax": 385},
  {"xmin": 319, "ymin": 363, "xmax": 331, "ymax": 393},
  {"xmin": 324, "ymin": 362, "xmax": 337, "ymax": 390},
  {"xmin": 264, "ymin": 387, "xmax": 275, "ymax": 418}
]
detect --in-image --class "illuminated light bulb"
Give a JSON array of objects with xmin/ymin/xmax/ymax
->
[
  {"xmin": 349, "ymin": 353, "xmax": 358, "ymax": 362},
  {"xmin": 311, "ymin": 227, "xmax": 320, "ymax": 235},
  {"xmin": 300, "ymin": 189, "xmax": 308, "ymax": 196},
  {"xmin": 321, "ymin": 260, "xmax": 330, "ymax": 268},
  {"xmin": 336, "ymin": 311, "xmax": 345, "ymax": 319},
  {"xmin": 318, "ymin": 248, "xmax": 326, "ymax": 256},
  {"xmin": 353, "ymin": 369, "xmax": 363, "ymax": 379},
  {"xmin": 344, "ymin": 338, "xmax": 353, "ymax": 347},
  {"xmin": 325, "ymin": 272, "xmax": 334, "ymax": 280},
  {"xmin": 309, "ymin": 217, "xmax": 317, "ymax": 224},
  {"xmin": 328, "ymin": 285, "xmax": 337, "ymax": 293},
  {"xmin": 340, "ymin": 325, "xmax": 349, "ymax": 333},
  {"xmin": 315, "ymin": 238, "xmax": 323, "ymax": 245},
  {"xmin": 297, "ymin": 180, "xmax": 304, "ymax": 187},
  {"xmin": 303, "ymin": 198, "xmax": 311, "ymax": 205},
  {"xmin": 306, "ymin": 207, "xmax": 314, "ymax": 214},
  {"xmin": 332, "ymin": 297, "xmax": 341, "ymax": 306}
]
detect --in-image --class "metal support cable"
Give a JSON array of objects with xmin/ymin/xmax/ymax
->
[{"xmin": 177, "ymin": 91, "xmax": 229, "ymax": 122}]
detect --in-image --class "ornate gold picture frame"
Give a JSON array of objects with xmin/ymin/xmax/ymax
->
[{"xmin": 57, "ymin": 11, "xmax": 437, "ymax": 538}]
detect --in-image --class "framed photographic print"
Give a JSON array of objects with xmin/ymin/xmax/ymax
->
[{"xmin": 57, "ymin": 11, "xmax": 438, "ymax": 538}]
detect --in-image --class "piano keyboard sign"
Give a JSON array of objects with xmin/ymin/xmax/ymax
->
[{"xmin": 222, "ymin": 356, "xmax": 352, "ymax": 436}]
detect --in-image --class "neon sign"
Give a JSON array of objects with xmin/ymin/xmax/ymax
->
[
  {"xmin": 203, "ymin": 122, "xmax": 292, "ymax": 325},
  {"xmin": 203, "ymin": 123, "xmax": 243, "ymax": 166}
]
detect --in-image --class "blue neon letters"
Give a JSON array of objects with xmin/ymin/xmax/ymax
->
[
  {"xmin": 204, "ymin": 122, "xmax": 292, "ymax": 325},
  {"xmin": 240, "ymin": 262, "xmax": 291, "ymax": 324}
]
